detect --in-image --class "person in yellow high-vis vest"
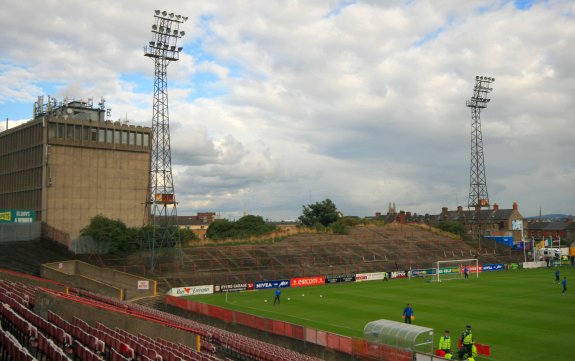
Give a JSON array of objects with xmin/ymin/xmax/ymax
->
[
  {"xmin": 458, "ymin": 325, "xmax": 473, "ymax": 360},
  {"xmin": 438, "ymin": 330, "xmax": 452, "ymax": 357}
]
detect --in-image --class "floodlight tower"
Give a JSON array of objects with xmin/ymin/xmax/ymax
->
[
  {"xmin": 466, "ymin": 75, "xmax": 495, "ymax": 211},
  {"xmin": 144, "ymin": 10, "xmax": 188, "ymax": 271}
]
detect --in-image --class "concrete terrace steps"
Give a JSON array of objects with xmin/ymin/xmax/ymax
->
[{"xmin": 153, "ymin": 224, "xmax": 525, "ymax": 286}]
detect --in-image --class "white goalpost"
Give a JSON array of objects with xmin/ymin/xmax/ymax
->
[{"xmin": 432, "ymin": 258, "xmax": 479, "ymax": 282}]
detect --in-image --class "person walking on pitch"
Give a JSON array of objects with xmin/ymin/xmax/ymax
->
[
  {"xmin": 562, "ymin": 276, "xmax": 567, "ymax": 294},
  {"xmin": 273, "ymin": 287, "xmax": 281, "ymax": 305},
  {"xmin": 555, "ymin": 269, "xmax": 560, "ymax": 284},
  {"xmin": 402, "ymin": 303, "xmax": 414, "ymax": 324}
]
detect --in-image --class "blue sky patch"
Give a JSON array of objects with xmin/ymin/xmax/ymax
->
[
  {"xmin": 324, "ymin": 0, "xmax": 357, "ymax": 18},
  {"xmin": 514, "ymin": 0, "xmax": 536, "ymax": 10}
]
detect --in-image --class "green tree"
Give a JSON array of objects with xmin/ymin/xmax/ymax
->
[
  {"xmin": 298, "ymin": 198, "xmax": 340, "ymax": 227},
  {"xmin": 80, "ymin": 214, "xmax": 138, "ymax": 253},
  {"xmin": 437, "ymin": 220, "xmax": 466, "ymax": 237},
  {"xmin": 206, "ymin": 219, "xmax": 234, "ymax": 239},
  {"xmin": 179, "ymin": 227, "xmax": 199, "ymax": 242},
  {"xmin": 206, "ymin": 215, "xmax": 276, "ymax": 239}
]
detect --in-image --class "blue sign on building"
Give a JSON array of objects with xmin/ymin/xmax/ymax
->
[{"xmin": 0, "ymin": 210, "xmax": 36, "ymax": 223}]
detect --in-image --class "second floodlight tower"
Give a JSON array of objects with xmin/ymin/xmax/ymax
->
[
  {"xmin": 144, "ymin": 10, "xmax": 188, "ymax": 271},
  {"xmin": 466, "ymin": 75, "xmax": 495, "ymax": 211}
]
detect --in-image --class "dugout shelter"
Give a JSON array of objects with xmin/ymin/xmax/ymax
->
[{"xmin": 364, "ymin": 319, "xmax": 434, "ymax": 353}]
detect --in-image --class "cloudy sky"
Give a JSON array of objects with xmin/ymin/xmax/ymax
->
[{"xmin": 1, "ymin": 0, "xmax": 574, "ymax": 220}]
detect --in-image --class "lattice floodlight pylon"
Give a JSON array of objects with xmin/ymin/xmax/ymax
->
[
  {"xmin": 466, "ymin": 76, "xmax": 495, "ymax": 211},
  {"xmin": 143, "ymin": 10, "xmax": 188, "ymax": 271}
]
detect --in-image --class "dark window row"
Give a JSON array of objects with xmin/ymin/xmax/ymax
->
[{"xmin": 48, "ymin": 123, "xmax": 149, "ymax": 147}]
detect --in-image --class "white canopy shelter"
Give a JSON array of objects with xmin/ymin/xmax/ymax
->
[{"xmin": 364, "ymin": 319, "xmax": 434, "ymax": 353}]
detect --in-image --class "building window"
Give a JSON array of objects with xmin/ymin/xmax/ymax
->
[
  {"xmin": 83, "ymin": 126, "xmax": 89, "ymax": 141},
  {"xmin": 57, "ymin": 124, "xmax": 65, "ymax": 139},
  {"xmin": 143, "ymin": 133, "xmax": 149, "ymax": 147},
  {"xmin": 121, "ymin": 131, "xmax": 128, "ymax": 145},
  {"xmin": 136, "ymin": 133, "xmax": 142, "ymax": 146},
  {"xmin": 106, "ymin": 129, "xmax": 113, "ymax": 143},
  {"xmin": 66, "ymin": 125, "xmax": 74, "ymax": 140},
  {"xmin": 129, "ymin": 132, "xmax": 135, "ymax": 145},
  {"xmin": 114, "ymin": 130, "xmax": 120, "ymax": 144},
  {"xmin": 75, "ymin": 125, "xmax": 82, "ymax": 141},
  {"xmin": 98, "ymin": 128, "xmax": 105, "ymax": 142},
  {"xmin": 48, "ymin": 123, "xmax": 56, "ymax": 139}
]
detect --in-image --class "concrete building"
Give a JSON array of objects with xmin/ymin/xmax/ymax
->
[
  {"xmin": 0, "ymin": 96, "xmax": 150, "ymax": 246},
  {"xmin": 434, "ymin": 202, "xmax": 524, "ymax": 244},
  {"xmin": 177, "ymin": 212, "xmax": 218, "ymax": 239}
]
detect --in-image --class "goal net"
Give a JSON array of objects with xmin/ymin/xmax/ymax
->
[{"xmin": 432, "ymin": 259, "xmax": 479, "ymax": 282}]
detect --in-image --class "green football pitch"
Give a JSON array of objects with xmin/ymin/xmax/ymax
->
[{"xmin": 191, "ymin": 267, "xmax": 575, "ymax": 361}]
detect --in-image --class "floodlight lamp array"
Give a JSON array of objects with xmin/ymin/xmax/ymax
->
[
  {"xmin": 145, "ymin": 10, "xmax": 188, "ymax": 60},
  {"xmin": 153, "ymin": 10, "xmax": 188, "ymax": 23},
  {"xmin": 475, "ymin": 75, "xmax": 495, "ymax": 82}
]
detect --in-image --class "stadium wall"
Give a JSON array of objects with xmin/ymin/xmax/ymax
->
[
  {"xmin": 35, "ymin": 290, "xmax": 199, "ymax": 348},
  {"xmin": 0, "ymin": 222, "xmax": 41, "ymax": 242},
  {"xmin": 41, "ymin": 260, "xmax": 156, "ymax": 300}
]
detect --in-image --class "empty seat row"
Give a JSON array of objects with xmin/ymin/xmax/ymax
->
[{"xmin": 0, "ymin": 324, "xmax": 36, "ymax": 361}]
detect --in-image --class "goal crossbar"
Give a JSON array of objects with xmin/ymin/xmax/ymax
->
[{"xmin": 432, "ymin": 258, "xmax": 479, "ymax": 282}]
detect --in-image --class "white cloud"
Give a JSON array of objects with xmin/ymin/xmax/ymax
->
[{"xmin": 1, "ymin": 0, "xmax": 574, "ymax": 219}]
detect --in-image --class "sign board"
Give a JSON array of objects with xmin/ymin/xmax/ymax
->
[
  {"xmin": 254, "ymin": 279, "xmax": 290, "ymax": 290},
  {"xmin": 214, "ymin": 283, "xmax": 252, "ymax": 293},
  {"xmin": 169, "ymin": 285, "xmax": 214, "ymax": 296},
  {"xmin": 324, "ymin": 274, "xmax": 356, "ymax": 284},
  {"xmin": 356, "ymin": 272, "xmax": 385, "ymax": 282},
  {"xmin": 137, "ymin": 280, "xmax": 150, "ymax": 290},
  {"xmin": 511, "ymin": 219, "xmax": 523, "ymax": 231},
  {"xmin": 482, "ymin": 264, "xmax": 505, "ymax": 272},
  {"xmin": 290, "ymin": 276, "xmax": 325, "ymax": 287},
  {"xmin": 0, "ymin": 210, "xmax": 36, "ymax": 223}
]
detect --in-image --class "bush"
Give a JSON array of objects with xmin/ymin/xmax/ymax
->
[
  {"xmin": 206, "ymin": 215, "xmax": 276, "ymax": 239},
  {"xmin": 436, "ymin": 220, "xmax": 466, "ymax": 237}
]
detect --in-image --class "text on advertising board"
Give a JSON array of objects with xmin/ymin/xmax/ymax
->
[
  {"xmin": 170, "ymin": 285, "xmax": 214, "ymax": 296},
  {"xmin": 214, "ymin": 283, "xmax": 252, "ymax": 292},
  {"xmin": 325, "ymin": 274, "xmax": 356, "ymax": 283},
  {"xmin": 356, "ymin": 272, "xmax": 385, "ymax": 282},
  {"xmin": 482, "ymin": 264, "xmax": 505, "ymax": 271},
  {"xmin": 254, "ymin": 280, "xmax": 290, "ymax": 290},
  {"xmin": 290, "ymin": 276, "xmax": 325, "ymax": 287}
]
